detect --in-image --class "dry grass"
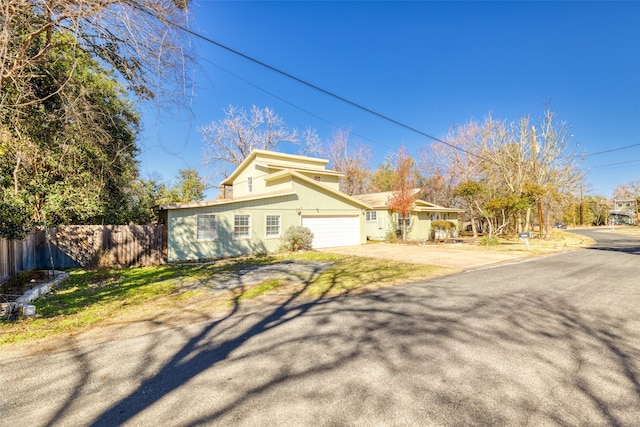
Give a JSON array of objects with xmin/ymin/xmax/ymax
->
[
  {"xmin": 428, "ymin": 229, "xmax": 594, "ymax": 256},
  {"xmin": 602, "ymin": 226, "xmax": 640, "ymax": 236}
]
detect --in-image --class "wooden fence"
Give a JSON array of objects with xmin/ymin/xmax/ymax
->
[
  {"xmin": 0, "ymin": 232, "xmax": 43, "ymax": 283},
  {"xmin": 0, "ymin": 225, "xmax": 165, "ymax": 282}
]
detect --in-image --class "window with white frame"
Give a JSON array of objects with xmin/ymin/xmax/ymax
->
[
  {"xmin": 397, "ymin": 213, "xmax": 411, "ymax": 228},
  {"xmin": 247, "ymin": 176, "xmax": 253, "ymax": 193},
  {"xmin": 234, "ymin": 214, "xmax": 251, "ymax": 239},
  {"xmin": 366, "ymin": 211, "xmax": 377, "ymax": 222},
  {"xmin": 265, "ymin": 215, "xmax": 281, "ymax": 237},
  {"xmin": 196, "ymin": 214, "xmax": 217, "ymax": 241}
]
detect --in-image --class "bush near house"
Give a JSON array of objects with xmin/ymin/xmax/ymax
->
[
  {"xmin": 280, "ymin": 226, "xmax": 314, "ymax": 252},
  {"xmin": 430, "ymin": 220, "xmax": 457, "ymax": 241}
]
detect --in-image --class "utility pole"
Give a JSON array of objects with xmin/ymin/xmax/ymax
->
[
  {"xmin": 532, "ymin": 126, "xmax": 544, "ymax": 238},
  {"xmin": 636, "ymin": 195, "xmax": 639, "ymax": 228},
  {"xmin": 580, "ymin": 182, "xmax": 585, "ymax": 226}
]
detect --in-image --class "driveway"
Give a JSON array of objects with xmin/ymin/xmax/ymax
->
[
  {"xmin": 1, "ymin": 229, "xmax": 639, "ymax": 426},
  {"xmin": 319, "ymin": 241, "xmax": 528, "ymax": 269}
]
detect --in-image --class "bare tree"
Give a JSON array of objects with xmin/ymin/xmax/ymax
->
[
  {"xmin": 0, "ymin": 0, "xmax": 192, "ymax": 105},
  {"xmin": 417, "ymin": 151, "xmax": 458, "ymax": 207},
  {"xmin": 419, "ymin": 120, "xmax": 486, "ymax": 234},
  {"xmin": 530, "ymin": 110, "xmax": 583, "ymax": 236},
  {"xmin": 200, "ymin": 105, "xmax": 320, "ymax": 178},
  {"xmin": 420, "ymin": 109, "xmax": 582, "ymax": 238},
  {"xmin": 323, "ymin": 128, "xmax": 371, "ymax": 195},
  {"xmin": 613, "ymin": 181, "xmax": 640, "ymax": 199}
]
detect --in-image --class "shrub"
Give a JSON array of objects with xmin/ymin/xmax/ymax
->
[
  {"xmin": 430, "ymin": 220, "xmax": 457, "ymax": 241},
  {"xmin": 280, "ymin": 226, "xmax": 314, "ymax": 252},
  {"xmin": 478, "ymin": 235, "xmax": 501, "ymax": 246},
  {"xmin": 430, "ymin": 220, "xmax": 455, "ymax": 230}
]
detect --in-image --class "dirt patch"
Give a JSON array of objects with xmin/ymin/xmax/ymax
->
[{"xmin": 1, "ymin": 271, "xmax": 55, "ymax": 301}]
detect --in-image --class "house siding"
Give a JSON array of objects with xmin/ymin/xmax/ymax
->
[
  {"xmin": 231, "ymin": 153, "xmax": 340, "ymax": 197},
  {"xmin": 232, "ymin": 162, "xmax": 271, "ymax": 198},
  {"xmin": 166, "ymin": 194, "xmax": 297, "ymax": 261},
  {"xmin": 364, "ymin": 209, "xmax": 389, "ymax": 240},
  {"xmin": 291, "ymin": 178, "xmax": 367, "ymax": 245},
  {"xmin": 263, "ymin": 174, "xmax": 295, "ymax": 194},
  {"xmin": 298, "ymin": 173, "xmax": 340, "ymax": 191},
  {"xmin": 411, "ymin": 213, "xmax": 432, "ymax": 240},
  {"xmin": 363, "ymin": 210, "xmax": 460, "ymax": 241},
  {"xmin": 165, "ymin": 177, "xmax": 367, "ymax": 262}
]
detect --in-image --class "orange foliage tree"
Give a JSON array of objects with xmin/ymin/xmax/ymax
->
[{"xmin": 388, "ymin": 146, "xmax": 417, "ymax": 240}]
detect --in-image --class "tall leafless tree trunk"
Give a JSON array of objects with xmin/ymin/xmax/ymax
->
[{"xmin": 323, "ymin": 128, "xmax": 371, "ymax": 195}]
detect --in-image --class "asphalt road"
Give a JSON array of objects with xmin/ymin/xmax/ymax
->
[{"xmin": 1, "ymin": 229, "xmax": 639, "ymax": 426}]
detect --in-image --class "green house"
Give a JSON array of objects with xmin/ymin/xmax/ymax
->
[
  {"xmin": 158, "ymin": 150, "xmax": 372, "ymax": 262},
  {"xmin": 354, "ymin": 191, "xmax": 465, "ymax": 241}
]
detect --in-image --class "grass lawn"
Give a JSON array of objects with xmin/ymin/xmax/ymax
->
[{"xmin": 0, "ymin": 252, "xmax": 454, "ymax": 349}]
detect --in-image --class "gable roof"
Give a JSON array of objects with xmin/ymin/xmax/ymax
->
[
  {"xmin": 259, "ymin": 161, "xmax": 344, "ymax": 178},
  {"xmin": 264, "ymin": 169, "xmax": 371, "ymax": 209},
  {"xmin": 157, "ymin": 189, "xmax": 297, "ymax": 211},
  {"xmin": 353, "ymin": 190, "xmax": 464, "ymax": 213},
  {"xmin": 220, "ymin": 149, "xmax": 331, "ymax": 186},
  {"xmin": 158, "ymin": 168, "xmax": 372, "ymax": 211},
  {"xmin": 353, "ymin": 190, "xmax": 420, "ymax": 208}
]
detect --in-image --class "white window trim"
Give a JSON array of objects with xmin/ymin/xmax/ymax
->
[
  {"xmin": 366, "ymin": 211, "xmax": 377, "ymax": 222},
  {"xmin": 233, "ymin": 214, "xmax": 252, "ymax": 240},
  {"xmin": 195, "ymin": 214, "xmax": 218, "ymax": 241},
  {"xmin": 265, "ymin": 214, "xmax": 282, "ymax": 238},
  {"xmin": 247, "ymin": 176, "xmax": 253, "ymax": 194},
  {"xmin": 397, "ymin": 213, "xmax": 411, "ymax": 227}
]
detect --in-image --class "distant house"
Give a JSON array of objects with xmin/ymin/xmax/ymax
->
[
  {"xmin": 610, "ymin": 198, "xmax": 638, "ymax": 225},
  {"xmin": 157, "ymin": 150, "xmax": 372, "ymax": 262},
  {"xmin": 353, "ymin": 191, "xmax": 465, "ymax": 241}
]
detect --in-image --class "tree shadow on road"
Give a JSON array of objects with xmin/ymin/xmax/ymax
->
[
  {"xmin": 81, "ymin": 263, "xmax": 346, "ymax": 426},
  {"xmin": 23, "ymin": 263, "xmax": 640, "ymax": 426}
]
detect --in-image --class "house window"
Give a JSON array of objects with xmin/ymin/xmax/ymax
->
[
  {"xmin": 397, "ymin": 213, "xmax": 411, "ymax": 228},
  {"xmin": 313, "ymin": 176, "xmax": 322, "ymax": 182},
  {"xmin": 234, "ymin": 214, "xmax": 251, "ymax": 239},
  {"xmin": 366, "ymin": 211, "xmax": 377, "ymax": 222},
  {"xmin": 247, "ymin": 176, "xmax": 253, "ymax": 193},
  {"xmin": 196, "ymin": 214, "xmax": 217, "ymax": 241},
  {"xmin": 265, "ymin": 215, "xmax": 281, "ymax": 237}
]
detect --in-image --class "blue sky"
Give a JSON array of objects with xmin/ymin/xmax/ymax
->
[{"xmin": 137, "ymin": 1, "xmax": 640, "ymax": 198}]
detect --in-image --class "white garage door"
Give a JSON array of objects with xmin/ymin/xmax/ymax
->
[{"xmin": 301, "ymin": 216, "xmax": 360, "ymax": 249}]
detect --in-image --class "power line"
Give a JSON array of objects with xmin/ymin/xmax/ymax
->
[
  {"xmin": 589, "ymin": 158, "xmax": 640, "ymax": 169},
  {"xmin": 201, "ymin": 58, "xmax": 398, "ymax": 152},
  {"xmin": 174, "ymin": 23, "xmax": 491, "ymax": 163},
  {"xmin": 584, "ymin": 143, "xmax": 640, "ymax": 157}
]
